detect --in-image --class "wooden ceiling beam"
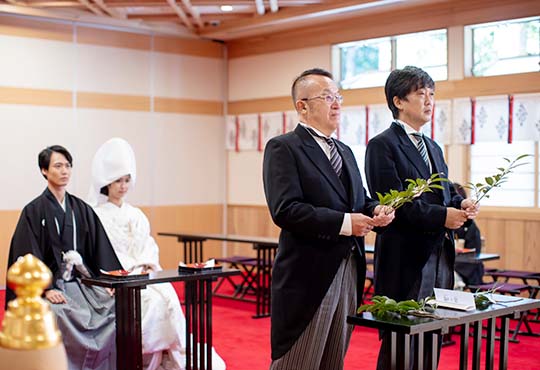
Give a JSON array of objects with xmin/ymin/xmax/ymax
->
[
  {"xmin": 5, "ymin": 0, "xmax": 28, "ymax": 5},
  {"xmin": 200, "ymin": 12, "xmax": 253, "ymax": 21},
  {"xmin": 180, "ymin": 0, "xmax": 202, "ymax": 27},
  {"xmin": 76, "ymin": 0, "xmax": 105, "ymax": 15},
  {"xmin": 166, "ymin": 0, "xmax": 193, "ymax": 30},
  {"xmin": 24, "ymin": 1, "xmax": 84, "ymax": 8},
  {"xmin": 226, "ymin": 0, "xmax": 540, "ymax": 57},
  {"xmin": 198, "ymin": 0, "xmax": 411, "ymax": 40},
  {"xmin": 93, "ymin": 0, "xmax": 127, "ymax": 18},
  {"xmin": 127, "ymin": 13, "xmax": 177, "ymax": 21},
  {"xmin": 190, "ymin": 0, "xmax": 321, "ymax": 4},
  {"xmin": 105, "ymin": 1, "xmax": 168, "ymax": 7}
]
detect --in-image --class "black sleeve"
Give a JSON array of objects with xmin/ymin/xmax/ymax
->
[
  {"xmin": 263, "ymin": 138, "xmax": 344, "ymax": 241},
  {"xmin": 365, "ymin": 137, "xmax": 447, "ymax": 232},
  {"xmin": 6, "ymin": 206, "xmax": 46, "ymax": 305}
]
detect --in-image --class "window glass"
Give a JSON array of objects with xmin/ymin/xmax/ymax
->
[
  {"xmin": 471, "ymin": 17, "xmax": 540, "ymax": 76},
  {"xmin": 396, "ymin": 29, "xmax": 447, "ymax": 81},
  {"xmin": 335, "ymin": 29, "xmax": 448, "ymax": 89},
  {"xmin": 339, "ymin": 37, "xmax": 391, "ymax": 89}
]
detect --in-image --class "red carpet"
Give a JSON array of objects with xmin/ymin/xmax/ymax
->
[
  {"xmin": 209, "ymin": 295, "xmax": 540, "ymax": 370},
  {"xmin": 1, "ymin": 286, "xmax": 539, "ymax": 369}
]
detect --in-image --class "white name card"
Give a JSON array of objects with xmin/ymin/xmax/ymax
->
[{"xmin": 433, "ymin": 288, "xmax": 476, "ymax": 311}]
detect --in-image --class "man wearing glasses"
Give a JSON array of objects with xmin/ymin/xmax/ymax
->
[{"xmin": 263, "ymin": 68, "xmax": 394, "ymax": 369}]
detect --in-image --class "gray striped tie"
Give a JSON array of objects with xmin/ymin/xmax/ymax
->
[
  {"xmin": 307, "ymin": 127, "xmax": 343, "ymax": 177},
  {"xmin": 325, "ymin": 137, "xmax": 343, "ymax": 177},
  {"xmin": 411, "ymin": 132, "xmax": 430, "ymax": 168}
]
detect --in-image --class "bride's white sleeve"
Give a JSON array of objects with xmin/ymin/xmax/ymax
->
[{"xmin": 136, "ymin": 208, "xmax": 162, "ymax": 271}]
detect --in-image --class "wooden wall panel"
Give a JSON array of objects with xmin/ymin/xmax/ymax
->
[
  {"xmin": 154, "ymin": 97, "xmax": 223, "ymax": 115},
  {"xmin": 226, "ymin": 205, "xmax": 280, "ymax": 257},
  {"xmin": 225, "ymin": 205, "xmax": 540, "ymax": 274},
  {"xmin": 154, "ymin": 36, "xmax": 224, "ymax": 59},
  {"xmin": 474, "ymin": 213, "xmax": 540, "ymax": 273},
  {"xmin": 77, "ymin": 92, "xmax": 151, "ymax": 111},
  {"xmin": 523, "ymin": 221, "xmax": 540, "ymax": 272},
  {"xmin": 0, "ymin": 15, "xmax": 72, "ymax": 42},
  {"xmin": 76, "ymin": 26, "xmax": 152, "ymax": 51},
  {"xmin": 0, "ymin": 88, "xmax": 223, "ymax": 115},
  {"xmin": 147, "ymin": 204, "xmax": 224, "ymax": 270},
  {"xmin": 228, "ymin": 73, "xmax": 540, "ymax": 115},
  {"xmin": 0, "ymin": 210, "xmax": 22, "ymax": 285},
  {"xmin": 504, "ymin": 221, "xmax": 525, "ymax": 270},
  {"xmin": 0, "ymin": 87, "xmax": 72, "ymax": 107}
]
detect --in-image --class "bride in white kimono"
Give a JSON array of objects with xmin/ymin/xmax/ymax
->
[{"xmin": 89, "ymin": 138, "xmax": 226, "ymax": 370}]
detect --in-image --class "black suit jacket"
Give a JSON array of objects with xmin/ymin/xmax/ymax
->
[
  {"xmin": 365, "ymin": 122, "xmax": 463, "ymax": 301},
  {"xmin": 263, "ymin": 124, "xmax": 378, "ymax": 360}
]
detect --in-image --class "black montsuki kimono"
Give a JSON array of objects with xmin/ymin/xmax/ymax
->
[{"xmin": 7, "ymin": 188, "xmax": 123, "ymax": 370}]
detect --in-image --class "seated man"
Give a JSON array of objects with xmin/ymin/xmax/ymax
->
[
  {"xmin": 453, "ymin": 183, "xmax": 485, "ymax": 286},
  {"xmin": 6, "ymin": 145, "xmax": 123, "ymax": 370}
]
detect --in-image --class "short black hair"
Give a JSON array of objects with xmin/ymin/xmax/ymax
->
[
  {"xmin": 291, "ymin": 68, "xmax": 334, "ymax": 105},
  {"xmin": 100, "ymin": 186, "xmax": 109, "ymax": 196},
  {"xmin": 385, "ymin": 66, "xmax": 435, "ymax": 119},
  {"xmin": 38, "ymin": 145, "xmax": 73, "ymax": 179}
]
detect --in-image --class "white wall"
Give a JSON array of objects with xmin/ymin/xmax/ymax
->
[
  {"xmin": 228, "ymin": 45, "xmax": 331, "ymax": 101},
  {"xmin": 0, "ymin": 24, "xmax": 225, "ymax": 210}
]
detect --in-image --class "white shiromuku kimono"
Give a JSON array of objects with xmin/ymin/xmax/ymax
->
[{"xmin": 95, "ymin": 201, "xmax": 226, "ymax": 370}]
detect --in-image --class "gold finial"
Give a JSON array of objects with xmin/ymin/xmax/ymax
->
[{"xmin": 0, "ymin": 254, "xmax": 62, "ymax": 349}]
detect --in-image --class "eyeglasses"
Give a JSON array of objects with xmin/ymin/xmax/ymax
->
[{"xmin": 301, "ymin": 94, "xmax": 344, "ymax": 105}]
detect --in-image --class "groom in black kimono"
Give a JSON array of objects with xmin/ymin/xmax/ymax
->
[{"xmin": 7, "ymin": 145, "xmax": 123, "ymax": 370}]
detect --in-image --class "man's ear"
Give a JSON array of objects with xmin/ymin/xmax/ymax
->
[
  {"xmin": 295, "ymin": 100, "xmax": 307, "ymax": 113},
  {"xmin": 393, "ymin": 96, "xmax": 402, "ymax": 110},
  {"xmin": 41, "ymin": 168, "xmax": 48, "ymax": 179}
]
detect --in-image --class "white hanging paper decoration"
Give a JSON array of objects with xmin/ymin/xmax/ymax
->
[
  {"xmin": 474, "ymin": 95, "xmax": 509, "ymax": 143},
  {"xmin": 237, "ymin": 113, "xmax": 259, "ymax": 151},
  {"xmin": 432, "ymin": 100, "xmax": 452, "ymax": 145},
  {"xmin": 512, "ymin": 93, "xmax": 540, "ymax": 142},
  {"xmin": 367, "ymin": 104, "xmax": 393, "ymax": 142},
  {"xmin": 284, "ymin": 110, "xmax": 298, "ymax": 133},
  {"xmin": 452, "ymin": 98, "xmax": 472, "ymax": 144},
  {"xmin": 261, "ymin": 112, "xmax": 284, "ymax": 147},
  {"xmin": 340, "ymin": 106, "xmax": 366, "ymax": 146},
  {"xmin": 225, "ymin": 115, "xmax": 237, "ymax": 151}
]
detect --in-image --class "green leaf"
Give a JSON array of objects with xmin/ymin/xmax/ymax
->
[{"xmin": 516, "ymin": 154, "xmax": 532, "ymax": 160}]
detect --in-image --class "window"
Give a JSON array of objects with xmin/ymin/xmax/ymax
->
[
  {"xmin": 396, "ymin": 29, "xmax": 447, "ymax": 82},
  {"xmin": 335, "ymin": 29, "xmax": 447, "ymax": 89},
  {"xmin": 338, "ymin": 37, "xmax": 392, "ymax": 89},
  {"xmin": 469, "ymin": 142, "xmax": 536, "ymax": 207},
  {"xmin": 469, "ymin": 17, "xmax": 540, "ymax": 77}
]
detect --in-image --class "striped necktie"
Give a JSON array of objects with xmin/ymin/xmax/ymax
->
[
  {"xmin": 411, "ymin": 132, "xmax": 430, "ymax": 168},
  {"xmin": 306, "ymin": 127, "xmax": 343, "ymax": 177}
]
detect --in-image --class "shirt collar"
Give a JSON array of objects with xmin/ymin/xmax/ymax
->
[
  {"xmin": 299, "ymin": 122, "xmax": 331, "ymax": 139},
  {"xmin": 395, "ymin": 119, "xmax": 424, "ymax": 136}
]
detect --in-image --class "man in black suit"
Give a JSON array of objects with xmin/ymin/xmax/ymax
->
[
  {"xmin": 365, "ymin": 66, "xmax": 479, "ymax": 369},
  {"xmin": 263, "ymin": 68, "xmax": 394, "ymax": 370}
]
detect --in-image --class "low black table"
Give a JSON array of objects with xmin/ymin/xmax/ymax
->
[
  {"xmin": 83, "ymin": 268, "xmax": 240, "ymax": 370},
  {"xmin": 347, "ymin": 295, "xmax": 540, "ymax": 370},
  {"xmin": 159, "ymin": 232, "xmax": 278, "ymax": 318}
]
